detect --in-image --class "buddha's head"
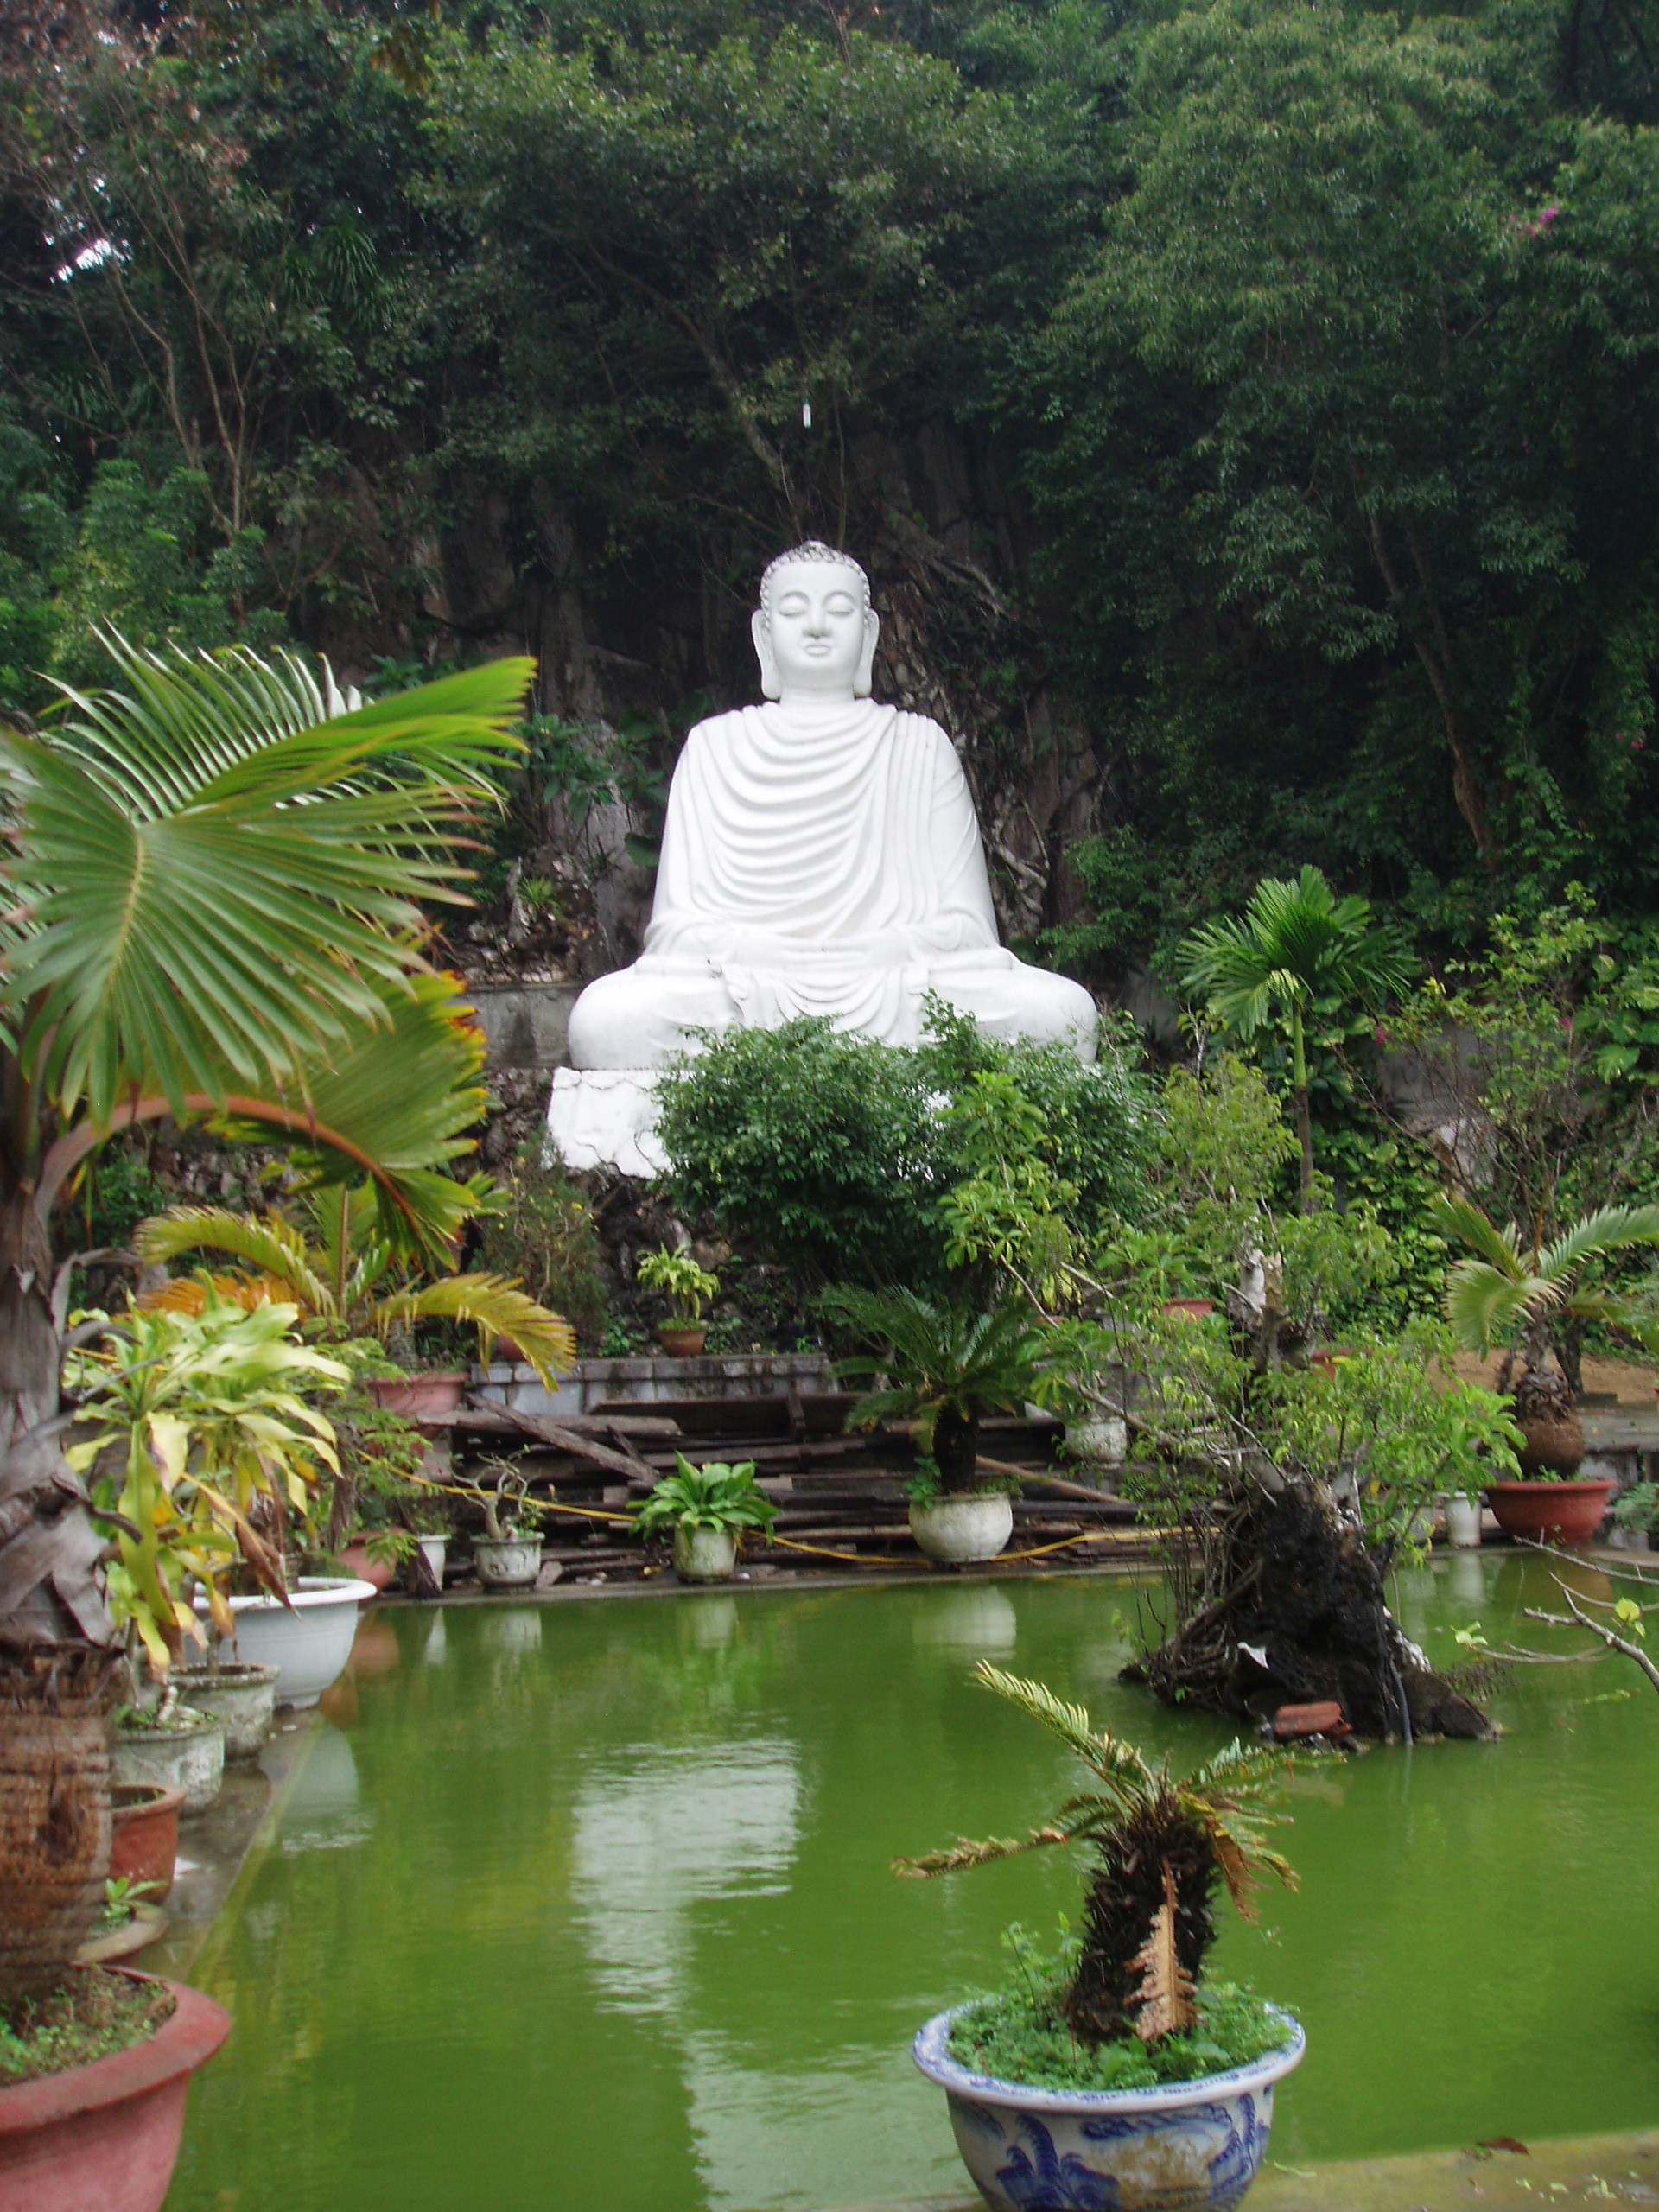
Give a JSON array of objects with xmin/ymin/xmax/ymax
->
[{"xmin": 753, "ymin": 542, "xmax": 879, "ymax": 702}]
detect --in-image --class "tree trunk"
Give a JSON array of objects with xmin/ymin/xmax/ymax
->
[
  {"xmin": 0, "ymin": 1652, "xmax": 121, "ymax": 2001},
  {"xmin": 1289, "ymin": 1005, "xmax": 1315, "ymax": 1212},
  {"xmin": 933, "ymin": 1408, "xmax": 980, "ymax": 1492},
  {"xmin": 0, "ymin": 1173, "xmax": 124, "ymax": 1999}
]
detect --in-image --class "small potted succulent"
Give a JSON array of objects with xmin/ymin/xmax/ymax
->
[
  {"xmin": 637, "ymin": 1247, "xmax": 720, "ymax": 1357},
  {"xmin": 902, "ymin": 1663, "xmax": 1305, "ymax": 2212},
  {"xmin": 820, "ymin": 1287, "xmax": 1078, "ymax": 1565},
  {"xmin": 631, "ymin": 1456, "xmax": 777, "ymax": 1582},
  {"xmin": 467, "ymin": 1466, "xmax": 545, "ymax": 1590}
]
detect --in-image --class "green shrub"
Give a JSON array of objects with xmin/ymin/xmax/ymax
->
[
  {"xmin": 474, "ymin": 1152, "xmax": 608, "ymax": 1346},
  {"xmin": 655, "ymin": 1019, "xmax": 944, "ymax": 1286},
  {"xmin": 654, "ymin": 1004, "xmax": 1151, "ymax": 1291}
]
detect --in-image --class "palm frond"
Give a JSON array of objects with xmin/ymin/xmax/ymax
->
[
  {"xmin": 372, "ymin": 1275, "xmax": 576, "ymax": 1382},
  {"xmin": 976, "ymin": 1662, "xmax": 1159, "ymax": 1802},
  {"xmin": 1541, "ymin": 1202, "xmax": 1659, "ymax": 1281},
  {"xmin": 893, "ymin": 1802, "xmax": 1110, "ymax": 1879},
  {"xmin": 136, "ymin": 1209, "xmax": 338, "ymax": 1317},
  {"xmin": 1430, "ymin": 1195, "xmax": 1524, "ymax": 1276},
  {"xmin": 1, "ymin": 637, "xmax": 531, "ymax": 1126},
  {"xmin": 1443, "ymin": 1257, "xmax": 1543, "ymax": 1351}
]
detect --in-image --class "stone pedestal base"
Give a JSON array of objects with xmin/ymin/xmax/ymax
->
[{"xmin": 545, "ymin": 1068, "xmax": 666, "ymax": 1179}]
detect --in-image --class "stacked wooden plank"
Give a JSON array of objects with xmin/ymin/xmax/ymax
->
[{"xmin": 425, "ymin": 1390, "xmax": 1153, "ymax": 1582}]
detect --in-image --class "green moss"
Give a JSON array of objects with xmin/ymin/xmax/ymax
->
[
  {"xmin": 0, "ymin": 1968, "xmax": 174, "ymax": 2085},
  {"xmin": 948, "ymin": 1980, "xmax": 1291, "ymax": 2094}
]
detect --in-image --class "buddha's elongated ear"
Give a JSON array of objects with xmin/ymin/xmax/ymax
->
[
  {"xmin": 752, "ymin": 609, "xmax": 781, "ymax": 700},
  {"xmin": 855, "ymin": 607, "xmax": 880, "ymax": 698}
]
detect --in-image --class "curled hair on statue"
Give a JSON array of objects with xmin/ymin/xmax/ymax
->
[{"xmin": 759, "ymin": 541, "xmax": 870, "ymax": 616}]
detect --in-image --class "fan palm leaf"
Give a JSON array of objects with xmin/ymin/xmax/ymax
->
[
  {"xmin": 0, "ymin": 635, "xmax": 531, "ymax": 1126},
  {"xmin": 1436, "ymin": 1194, "xmax": 1659, "ymax": 1354}
]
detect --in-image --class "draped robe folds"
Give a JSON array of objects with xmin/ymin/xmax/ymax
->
[{"xmin": 564, "ymin": 700, "xmax": 1097, "ymax": 1068}]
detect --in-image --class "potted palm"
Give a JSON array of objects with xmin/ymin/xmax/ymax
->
[
  {"xmin": 631, "ymin": 1456, "xmax": 778, "ymax": 1581},
  {"xmin": 637, "ymin": 1246, "xmax": 720, "ymax": 1357},
  {"xmin": 0, "ymin": 637, "xmax": 532, "ymax": 2205},
  {"xmin": 820, "ymin": 1287, "xmax": 1078, "ymax": 1564},
  {"xmin": 903, "ymin": 1663, "xmax": 1304, "ymax": 2212},
  {"xmin": 1437, "ymin": 1195, "xmax": 1659, "ymax": 1543}
]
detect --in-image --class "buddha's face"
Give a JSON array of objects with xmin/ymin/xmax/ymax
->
[{"xmin": 753, "ymin": 558, "xmax": 879, "ymax": 701}]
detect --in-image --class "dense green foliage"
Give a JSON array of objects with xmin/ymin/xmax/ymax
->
[
  {"xmin": 949, "ymin": 1969, "xmax": 1291, "ymax": 2092},
  {"xmin": 655, "ymin": 1007, "xmax": 1149, "ymax": 1287},
  {"xmin": 9, "ymin": 0, "xmax": 1659, "ymax": 947}
]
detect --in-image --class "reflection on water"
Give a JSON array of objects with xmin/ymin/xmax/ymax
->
[
  {"xmin": 168, "ymin": 1562, "xmax": 1659, "ymax": 2212},
  {"xmin": 572, "ymin": 1740, "xmax": 801, "ymax": 2013},
  {"xmin": 911, "ymin": 1586, "xmax": 1019, "ymax": 1651},
  {"xmin": 278, "ymin": 1724, "xmax": 370, "ymax": 1856}
]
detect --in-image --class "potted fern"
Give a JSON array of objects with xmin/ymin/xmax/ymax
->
[
  {"xmin": 631, "ymin": 1456, "xmax": 777, "ymax": 1581},
  {"xmin": 903, "ymin": 1664, "xmax": 1305, "ymax": 2212},
  {"xmin": 637, "ymin": 1246, "xmax": 721, "ymax": 1357}
]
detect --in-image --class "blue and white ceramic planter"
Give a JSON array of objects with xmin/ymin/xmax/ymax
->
[{"xmin": 912, "ymin": 2002, "xmax": 1305, "ymax": 2212}]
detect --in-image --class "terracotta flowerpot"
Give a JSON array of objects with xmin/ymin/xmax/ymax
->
[
  {"xmin": 1161, "ymin": 1298, "xmax": 1215, "ymax": 1322},
  {"xmin": 1515, "ymin": 1403, "xmax": 1586, "ymax": 1476},
  {"xmin": 365, "ymin": 1371, "xmax": 467, "ymax": 1421},
  {"xmin": 74, "ymin": 1902, "xmax": 169, "ymax": 1967},
  {"xmin": 658, "ymin": 1322, "xmax": 708, "ymax": 1357},
  {"xmin": 339, "ymin": 1542, "xmax": 396, "ymax": 1592},
  {"xmin": 1487, "ymin": 1478, "xmax": 1616, "ymax": 1547},
  {"xmin": 108, "ymin": 1785, "xmax": 183, "ymax": 1904},
  {"xmin": 0, "ymin": 1969, "xmax": 231, "ymax": 2212}
]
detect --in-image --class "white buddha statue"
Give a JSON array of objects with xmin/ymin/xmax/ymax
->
[{"xmin": 564, "ymin": 542, "xmax": 1096, "ymax": 1077}]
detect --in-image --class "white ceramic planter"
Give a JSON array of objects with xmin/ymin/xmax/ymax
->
[
  {"xmin": 195, "ymin": 1576, "xmax": 377, "ymax": 1710},
  {"xmin": 474, "ymin": 1535, "xmax": 543, "ymax": 1589},
  {"xmin": 913, "ymin": 2002, "xmax": 1305, "ymax": 2212},
  {"xmin": 910, "ymin": 1493, "xmax": 1014, "ymax": 1565},
  {"xmin": 169, "ymin": 1662, "xmax": 279, "ymax": 1759},
  {"xmin": 1065, "ymin": 1416, "xmax": 1127, "ymax": 1467},
  {"xmin": 417, "ymin": 1535, "xmax": 449, "ymax": 1583},
  {"xmin": 672, "ymin": 1524, "xmax": 737, "ymax": 1582},
  {"xmin": 111, "ymin": 1709, "xmax": 226, "ymax": 1815},
  {"xmin": 1445, "ymin": 1492, "xmax": 1484, "ymax": 1549}
]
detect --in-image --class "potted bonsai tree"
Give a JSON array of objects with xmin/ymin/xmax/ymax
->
[
  {"xmin": 466, "ymin": 1465, "xmax": 546, "ymax": 1590},
  {"xmin": 902, "ymin": 1663, "xmax": 1305, "ymax": 2212},
  {"xmin": 637, "ymin": 1246, "xmax": 720, "ymax": 1357},
  {"xmin": 1437, "ymin": 1195, "xmax": 1659, "ymax": 1543},
  {"xmin": 819, "ymin": 1287, "xmax": 1078, "ymax": 1564},
  {"xmin": 630, "ymin": 1455, "xmax": 778, "ymax": 1581}
]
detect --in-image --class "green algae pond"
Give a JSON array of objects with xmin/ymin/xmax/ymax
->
[{"xmin": 163, "ymin": 1552, "xmax": 1659, "ymax": 2212}]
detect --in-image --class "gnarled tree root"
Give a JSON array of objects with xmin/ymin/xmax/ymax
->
[{"xmin": 1128, "ymin": 1482, "xmax": 1494, "ymax": 1742}]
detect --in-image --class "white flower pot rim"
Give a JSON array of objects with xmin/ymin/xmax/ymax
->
[
  {"xmin": 194, "ymin": 1575, "xmax": 378, "ymax": 1616},
  {"xmin": 912, "ymin": 2000, "xmax": 1305, "ymax": 2118}
]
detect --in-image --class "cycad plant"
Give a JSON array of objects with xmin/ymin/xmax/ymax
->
[
  {"xmin": 898, "ymin": 1665, "xmax": 1297, "ymax": 2044},
  {"xmin": 1435, "ymin": 1194, "xmax": 1659, "ymax": 1419},
  {"xmin": 817, "ymin": 1286, "xmax": 1077, "ymax": 1491},
  {"xmin": 1178, "ymin": 867, "xmax": 1413, "ymax": 1210},
  {"xmin": 0, "ymin": 633, "xmax": 531, "ymax": 1998},
  {"xmin": 135, "ymin": 1185, "xmax": 577, "ymax": 1380}
]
